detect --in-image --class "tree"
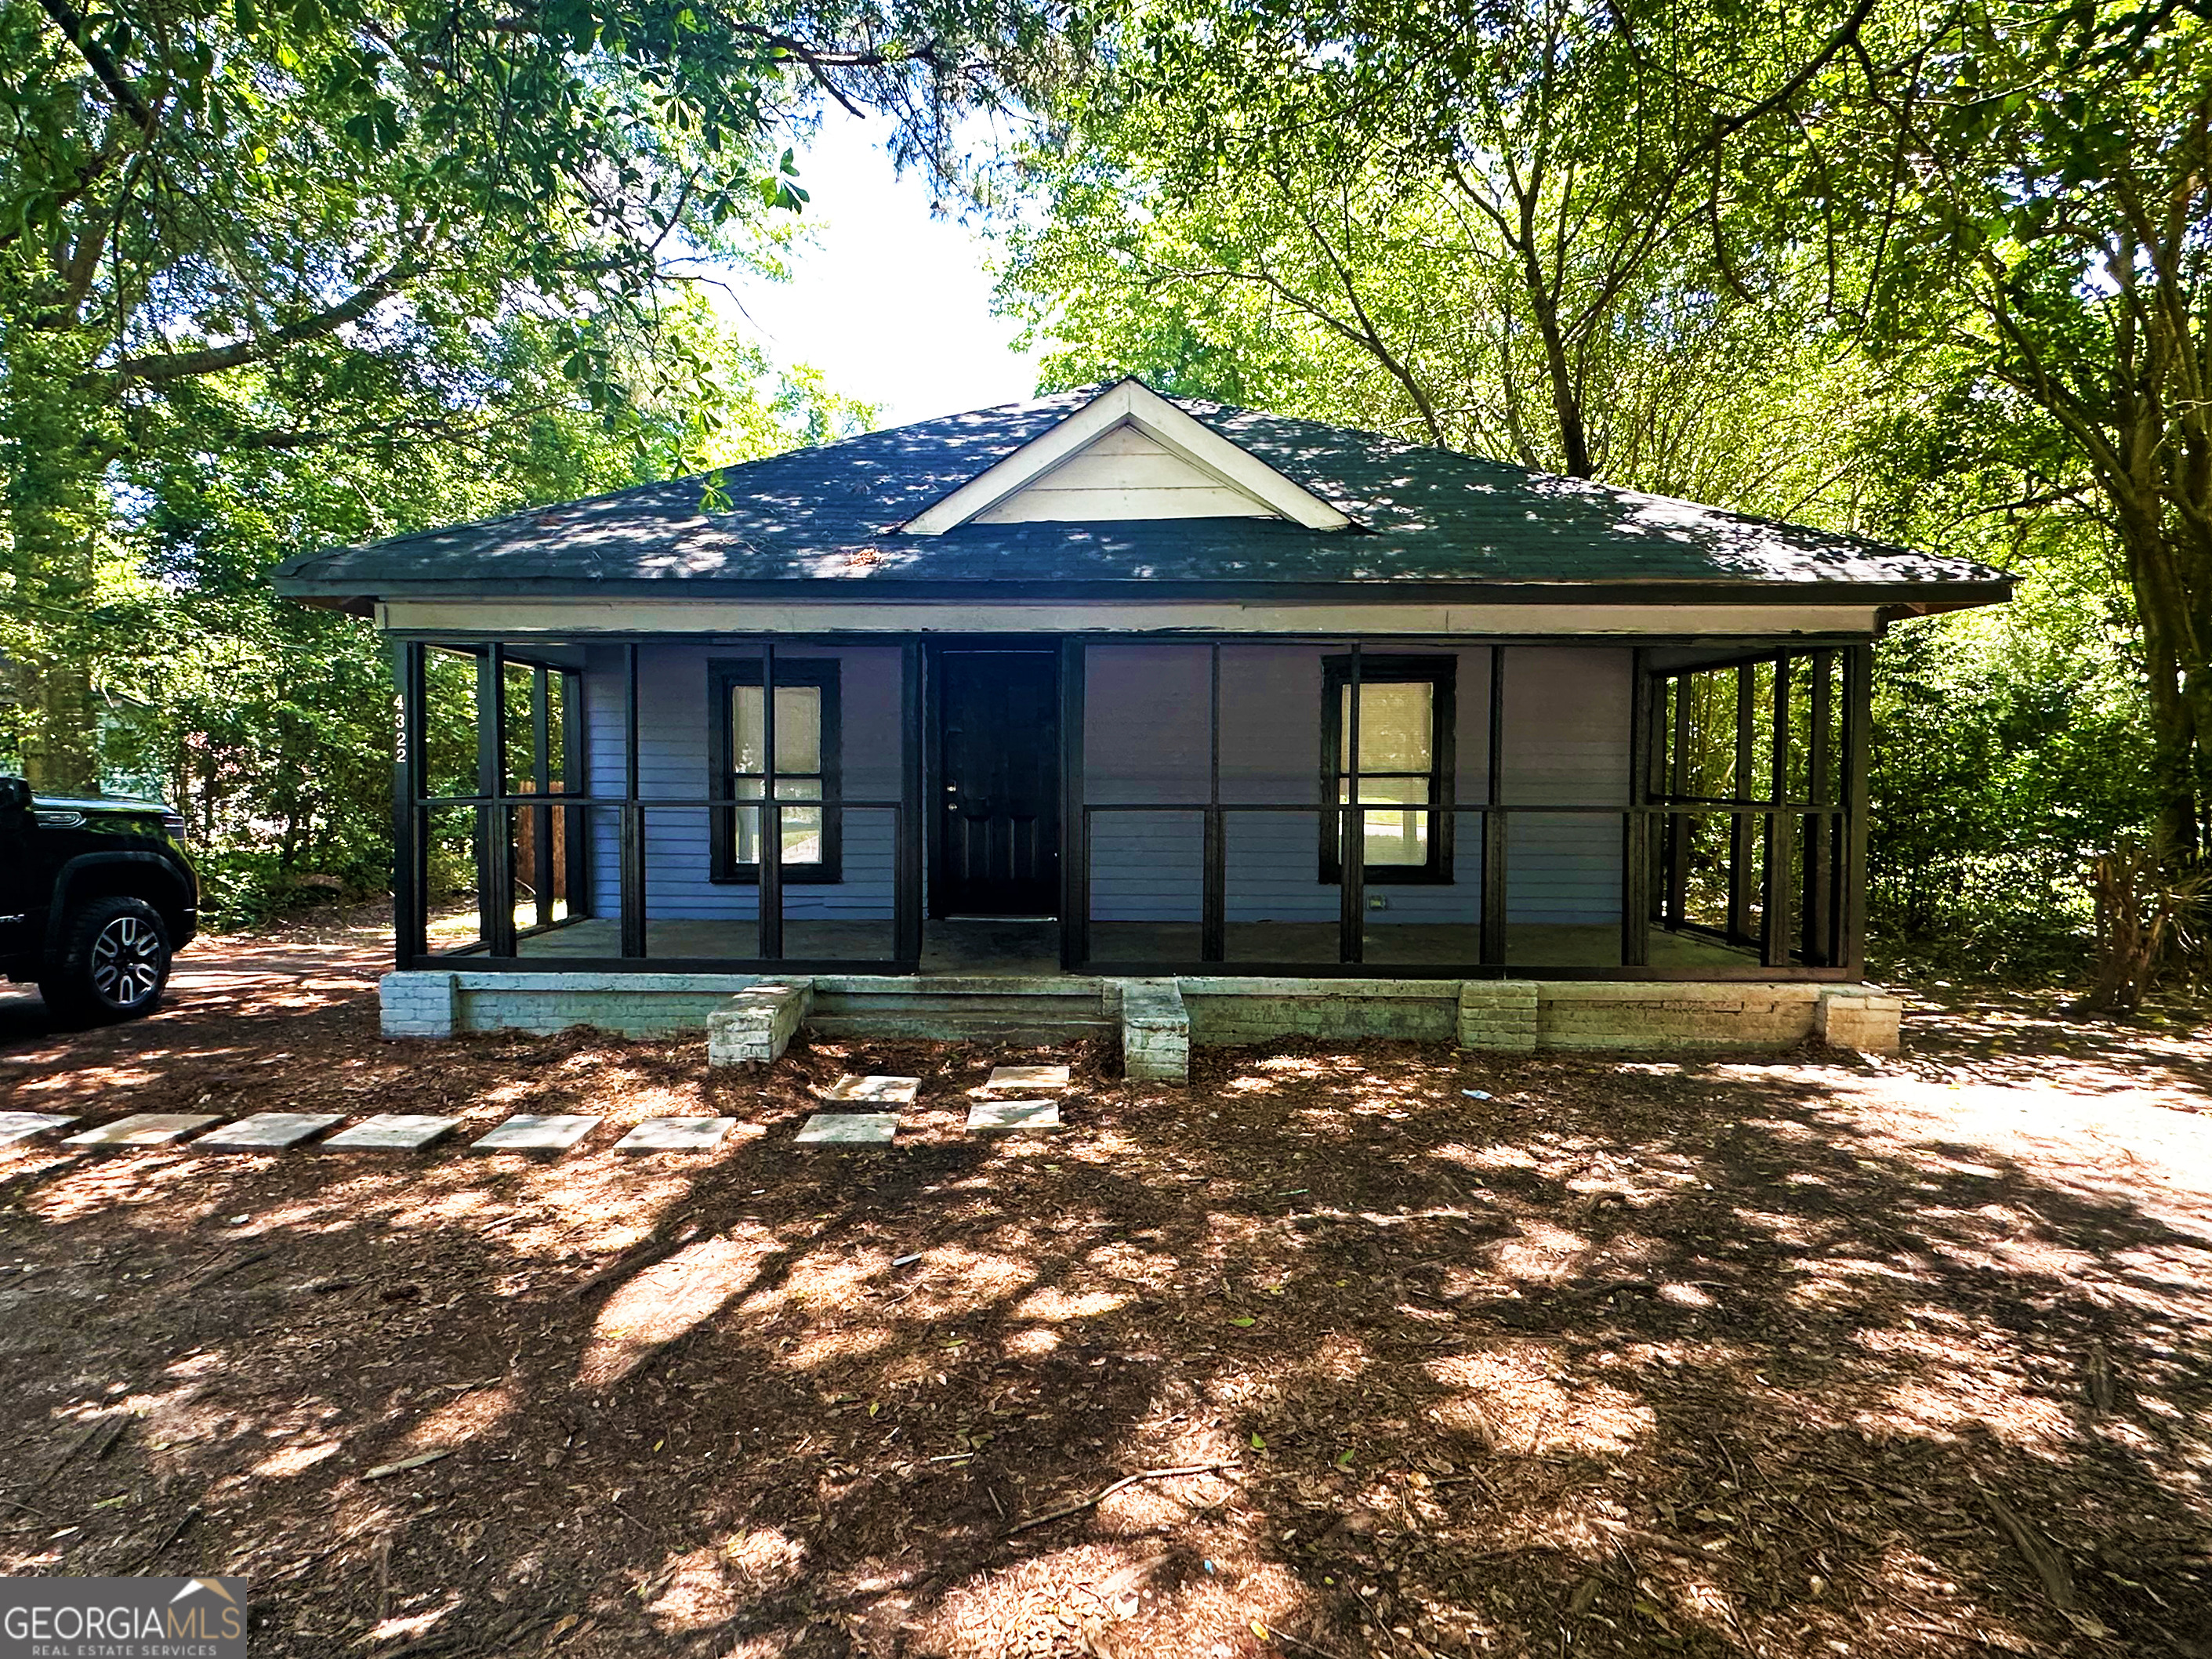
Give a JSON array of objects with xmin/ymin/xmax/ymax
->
[
  {"xmin": 1000, "ymin": 0, "xmax": 1888, "ymax": 506},
  {"xmin": 1813, "ymin": 1, "xmax": 2212, "ymax": 857},
  {"xmin": 0, "ymin": 0, "xmax": 1044, "ymax": 790}
]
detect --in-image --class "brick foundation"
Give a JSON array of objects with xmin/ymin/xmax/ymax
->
[{"xmin": 380, "ymin": 971, "xmax": 1901, "ymax": 1070}]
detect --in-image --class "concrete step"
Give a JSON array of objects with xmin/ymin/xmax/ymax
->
[{"xmin": 804, "ymin": 1012, "xmax": 1116, "ymax": 1044}]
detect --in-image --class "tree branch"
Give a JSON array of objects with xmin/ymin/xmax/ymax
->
[
  {"xmin": 35, "ymin": 0, "xmax": 158, "ymax": 134},
  {"xmin": 114, "ymin": 260, "xmax": 421, "ymax": 383}
]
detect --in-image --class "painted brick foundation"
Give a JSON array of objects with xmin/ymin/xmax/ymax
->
[{"xmin": 380, "ymin": 969, "xmax": 1901, "ymax": 1070}]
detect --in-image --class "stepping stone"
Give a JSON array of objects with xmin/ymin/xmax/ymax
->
[
  {"xmin": 794, "ymin": 1112, "xmax": 897, "ymax": 1147},
  {"xmin": 192, "ymin": 1112, "xmax": 344, "ymax": 1152},
  {"xmin": 470, "ymin": 1114, "xmax": 600, "ymax": 1154},
  {"xmin": 63, "ymin": 1114, "xmax": 220, "ymax": 1149},
  {"xmin": 322, "ymin": 1114, "xmax": 460, "ymax": 1152},
  {"xmin": 967, "ymin": 1100, "xmax": 1061, "ymax": 1133},
  {"xmin": 821, "ymin": 1074, "xmax": 920, "ymax": 1105},
  {"xmin": 985, "ymin": 1064, "xmax": 1070, "ymax": 1092},
  {"xmin": 0, "ymin": 1112, "xmax": 76, "ymax": 1147},
  {"xmin": 614, "ymin": 1117, "xmax": 733, "ymax": 1154}
]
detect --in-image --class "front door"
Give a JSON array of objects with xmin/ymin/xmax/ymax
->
[{"xmin": 934, "ymin": 646, "xmax": 1060, "ymax": 916}]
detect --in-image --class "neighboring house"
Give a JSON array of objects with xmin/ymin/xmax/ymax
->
[{"xmin": 274, "ymin": 380, "xmax": 2010, "ymax": 1072}]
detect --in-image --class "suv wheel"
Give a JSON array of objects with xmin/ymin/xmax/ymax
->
[{"xmin": 41, "ymin": 897, "xmax": 171, "ymax": 1026}]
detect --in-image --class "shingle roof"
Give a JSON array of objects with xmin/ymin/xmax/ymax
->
[{"xmin": 273, "ymin": 385, "xmax": 2011, "ymax": 606}]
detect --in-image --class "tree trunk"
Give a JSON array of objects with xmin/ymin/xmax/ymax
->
[
  {"xmin": 2, "ymin": 331, "xmax": 108, "ymax": 796},
  {"xmin": 17, "ymin": 657, "xmax": 100, "ymax": 795}
]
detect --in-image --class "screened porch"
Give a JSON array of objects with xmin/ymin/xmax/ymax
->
[{"xmin": 389, "ymin": 634, "xmax": 1869, "ymax": 981}]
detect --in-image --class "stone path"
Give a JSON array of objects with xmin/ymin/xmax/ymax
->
[
  {"xmin": 322, "ymin": 1114, "xmax": 462, "ymax": 1152},
  {"xmin": 64, "ymin": 1114, "xmax": 220, "ymax": 1149},
  {"xmin": 614, "ymin": 1117, "xmax": 732, "ymax": 1154},
  {"xmin": 821, "ymin": 1074, "xmax": 921, "ymax": 1104},
  {"xmin": 193, "ymin": 1113, "xmax": 345, "ymax": 1152},
  {"xmin": 470, "ymin": 1114, "xmax": 600, "ymax": 1154},
  {"xmin": 0, "ymin": 1111, "xmax": 75, "ymax": 1147},
  {"xmin": 967, "ymin": 1100, "xmax": 1061, "ymax": 1132},
  {"xmin": 985, "ymin": 1064, "xmax": 1070, "ymax": 1091},
  {"xmin": 0, "ymin": 1060, "xmax": 1075, "ymax": 1159},
  {"xmin": 796, "ymin": 1112, "xmax": 899, "ymax": 1146}
]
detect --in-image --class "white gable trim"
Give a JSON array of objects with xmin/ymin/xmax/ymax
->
[{"xmin": 900, "ymin": 379, "xmax": 1354, "ymax": 535}]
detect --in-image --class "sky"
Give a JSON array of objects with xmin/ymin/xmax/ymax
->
[{"xmin": 710, "ymin": 115, "xmax": 1043, "ymax": 429}]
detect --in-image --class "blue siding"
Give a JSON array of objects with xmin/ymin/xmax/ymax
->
[
  {"xmin": 584, "ymin": 643, "xmax": 903, "ymax": 922},
  {"xmin": 1082, "ymin": 643, "xmax": 1626, "ymax": 925},
  {"xmin": 574, "ymin": 639, "xmax": 1630, "ymax": 931}
]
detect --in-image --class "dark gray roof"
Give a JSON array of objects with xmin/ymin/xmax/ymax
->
[{"xmin": 274, "ymin": 384, "xmax": 2011, "ymax": 607}]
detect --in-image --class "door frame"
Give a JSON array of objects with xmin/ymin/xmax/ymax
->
[{"xmin": 922, "ymin": 636, "xmax": 1065, "ymax": 922}]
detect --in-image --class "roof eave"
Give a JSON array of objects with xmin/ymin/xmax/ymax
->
[{"xmin": 274, "ymin": 575, "xmax": 2016, "ymax": 609}]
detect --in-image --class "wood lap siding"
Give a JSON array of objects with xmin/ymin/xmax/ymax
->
[
  {"xmin": 1083, "ymin": 643, "xmax": 1626, "ymax": 926},
  {"xmin": 573, "ymin": 639, "xmax": 1630, "ymax": 930},
  {"xmin": 583, "ymin": 643, "xmax": 904, "ymax": 922}
]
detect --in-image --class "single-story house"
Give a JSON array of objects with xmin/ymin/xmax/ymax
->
[{"xmin": 274, "ymin": 379, "xmax": 2009, "ymax": 1074}]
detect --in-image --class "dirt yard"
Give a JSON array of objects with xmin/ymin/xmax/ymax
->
[{"xmin": 2, "ymin": 924, "xmax": 2210, "ymax": 1658}]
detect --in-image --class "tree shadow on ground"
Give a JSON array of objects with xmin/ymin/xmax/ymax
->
[{"xmin": 1, "ymin": 979, "xmax": 2209, "ymax": 1658}]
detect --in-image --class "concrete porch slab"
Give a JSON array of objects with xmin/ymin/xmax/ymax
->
[
  {"xmin": 324, "ymin": 1114, "xmax": 461, "ymax": 1152},
  {"xmin": 821, "ymin": 1074, "xmax": 921, "ymax": 1104},
  {"xmin": 63, "ymin": 1114, "xmax": 221, "ymax": 1149},
  {"xmin": 192, "ymin": 1113, "xmax": 344, "ymax": 1151},
  {"xmin": 795, "ymin": 1112, "xmax": 897, "ymax": 1146},
  {"xmin": 0, "ymin": 1111, "xmax": 77, "ymax": 1147},
  {"xmin": 470, "ymin": 1114, "xmax": 600, "ymax": 1154},
  {"xmin": 967, "ymin": 1100, "xmax": 1061, "ymax": 1133},
  {"xmin": 985, "ymin": 1064, "xmax": 1070, "ymax": 1091},
  {"xmin": 614, "ymin": 1117, "xmax": 733, "ymax": 1154}
]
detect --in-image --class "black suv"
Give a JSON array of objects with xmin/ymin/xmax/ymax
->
[{"xmin": 0, "ymin": 777, "xmax": 198, "ymax": 1024}]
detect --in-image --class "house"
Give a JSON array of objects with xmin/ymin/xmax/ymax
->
[{"xmin": 274, "ymin": 379, "xmax": 2010, "ymax": 1074}]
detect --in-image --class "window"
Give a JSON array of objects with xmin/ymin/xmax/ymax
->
[
  {"xmin": 1320, "ymin": 655, "xmax": 1456, "ymax": 882},
  {"xmin": 709, "ymin": 657, "xmax": 841, "ymax": 882}
]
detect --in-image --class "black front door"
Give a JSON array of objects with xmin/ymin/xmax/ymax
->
[{"xmin": 934, "ymin": 646, "xmax": 1060, "ymax": 916}]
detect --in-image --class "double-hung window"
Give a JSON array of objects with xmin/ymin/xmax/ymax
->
[
  {"xmin": 709, "ymin": 657, "xmax": 841, "ymax": 883},
  {"xmin": 1320, "ymin": 654, "xmax": 1455, "ymax": 882}
]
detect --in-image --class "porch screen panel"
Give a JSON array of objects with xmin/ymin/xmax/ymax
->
[
  {"xmin": 415, "ymin": 647, "xmax": 488, "ymax": 956},
  {"xmin": 1082, "ymin": 645, "xmax": 1206, "ymax": 958},
  {"xmin": 774, "ymin": 644, "xmax": 902, "ymax": 959},
  {"xmin": 1497, "ymin": 649, "xmax": 1630, "ymax": 965}
]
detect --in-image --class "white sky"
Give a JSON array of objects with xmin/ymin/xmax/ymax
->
[{"xmin": 710, "ymin": 114, "xmax": 1042, "ymax": 429}]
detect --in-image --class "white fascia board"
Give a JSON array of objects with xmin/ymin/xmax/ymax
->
[
  {"xmin": 899, "ymin": 379, "xmax": 1354, "ymax": 534},
  {"xmin": 380, "ymin": 598, "xmax": 1887, "ymax": 637}
]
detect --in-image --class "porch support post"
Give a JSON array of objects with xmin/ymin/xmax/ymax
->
[
  {"xmin": 1622, "ymin": 648, "xmax": 1652, "ymax": 967},
  {"xmin": 1481, "ymin": 645, "xmax": 1507, "ymax": 965},
  {"xmin": 1339, "ymin": 642, "xmax": 1365, "ymax": 964},
  {"xmin": 391, "ymin": 639, "xmax": 426, "ymax": 969},
  {"xmin": 1807, "ymin": 648, "xmax": 1836, "ymax": 965},
  {"xmin": 1058, "ymin": 637, "xmax": 1088, "ymax": 971},
  {"xmin": 1761, "ymin": 653, "xmax": 1796, "ymax": 969},
  {"xmin": 531, "ymin": 665, "xmax": 553, "ymax": 929},
  {"xmin": 1842, "ymin": 641, "xmax": 1873, "ymax": 974},
  {"xmin": 896, "ymin": 638, "xmax": 923, "ymax": 965},
  {"xmin": 477, "ymin": 644, "xmax": 517, "ymax": 958},
  {"xmin": 619, "ymin": 643, "xmax": 645, "ymax": 958},
  {"xmin": 757, "ymin": 640, "xmax": 782, "ymax": 958},
  {"xmin": 1728, "ymin": 665, "xmax": 1756, "ymax": 943},
  {"xmin": 1664, "ymin": 671, "xmax": 1688, "ymax": 929},
  {"xmin": 560, "ymin": 669, "xmax": 589, "ymax": 916},
  {"xmin": 1202, "ymin": 643, "xmax": 1225, "ymax": 962}
]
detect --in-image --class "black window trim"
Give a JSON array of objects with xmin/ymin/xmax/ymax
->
[
  {"xmin": 1319, "ymin": 653, "xmax": 1457, "ymax": 885},
  {"xmin": 709, "ymin": 656, "xmax": 843, "ymax": 884}
]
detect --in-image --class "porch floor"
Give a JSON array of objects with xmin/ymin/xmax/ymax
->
[{"xmin": 467, "ymin": 916, "xmax": 1752, "ymax": 972}]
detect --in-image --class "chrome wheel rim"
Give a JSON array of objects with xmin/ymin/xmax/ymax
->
[{"xmin": 89, "ymin": 915, "xmax": 162, "ymax": 1007}]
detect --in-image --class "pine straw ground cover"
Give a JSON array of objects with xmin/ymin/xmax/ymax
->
[{"xmin": 0, "ymin": 940, "xmax": 2209, "ymax": 1658}]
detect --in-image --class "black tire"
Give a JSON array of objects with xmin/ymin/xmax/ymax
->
[{"xmin": 39, "ymin": 897, "xmax": 171, "ymax": 1026}]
